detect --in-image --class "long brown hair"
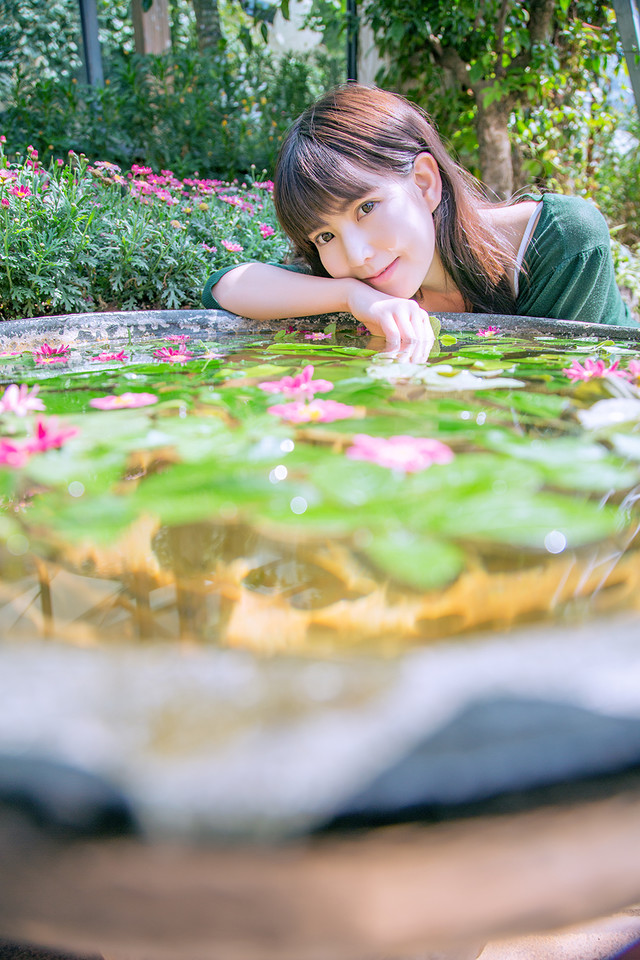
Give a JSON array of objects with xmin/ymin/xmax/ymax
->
[{"xmin": 273, "ymin": 83, "xmax": 517, "ymax": 314}]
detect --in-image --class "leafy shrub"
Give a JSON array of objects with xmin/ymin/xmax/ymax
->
[
  {"xmin": 1, "ymin": 46, "xmax": 343, "ymax": 182},
  {"xmin": 0, "ymin": 142, "xmax": 290, "ymax": 321}
]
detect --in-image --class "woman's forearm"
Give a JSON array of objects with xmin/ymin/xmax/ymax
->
[{"xmin": 211, "ymin": 263, "xmax": 356, "ymax": 321}]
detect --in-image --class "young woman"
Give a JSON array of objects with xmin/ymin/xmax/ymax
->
[{"xmin": 203, "ymin": 83, "xmax": 634, "ymax": 342}]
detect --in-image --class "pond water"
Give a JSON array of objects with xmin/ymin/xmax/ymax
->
[{"xmin": 1, "ymin": 319, "xmax": 640, "ymax": 655}]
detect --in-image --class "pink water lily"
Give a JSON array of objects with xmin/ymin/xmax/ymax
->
[
  {"xmin": 165, "ymin": 335, "xmax": 190, "ymax": 342},
  {"xmin": 89, "ymin": 392, "xmax": 158, "ymax": 410},
  {"xmin": 477, "ymin": 326, "xmax": 501, "ymax": 338},
  {"xmin": 33, "ymin": 342, "xmax": 70, "ymax": 365},
  {"xmin": 626, "ymin": 358, "xmax": 640, "ymax": 380},
  {"xmin": 304, "ymin": 331, "xmax": 332, "ymax": 341},
  {"xmin": 258, "ymin": 364, "xmax": 333, "ymax": 399},
  {"xmin": 25, "ymin": 417, "xmax": 79, "ymax": 453},
  {"xmin": 0, "ymin": 383, "xmax": 45, "ymax": 416},
  {"xmin": 346, "ymin": 434, "xmax": 454, "ymax": 473},
  {"xmin": 0, "ymin": 438, "xmax": 31, "ymax": 468},
  {"xmin": 153, "ymin": 346, "xmax": 194, "ymax": 363},
  {"xmin": 562, "ymin": 358, "xmax": 632, "ymax": 382},
  {"xmin": 267, "ymin": 398, "xmax": 356, "ymax": 423},
  {"xmin": 90, "ymin": 349, "xmax": 127, "ymax": 362}
]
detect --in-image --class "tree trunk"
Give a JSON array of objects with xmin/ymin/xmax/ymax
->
[
  {"xmin": 191, "ymin": 0, "xmax": 223, "ymax": 53},
  {"xmin": 474, "ymin": 93, "xmax": 514, "ymax": 200}
]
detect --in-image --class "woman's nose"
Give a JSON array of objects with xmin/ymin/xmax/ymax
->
[{"xmin": 342, "ymin": 229, "xmax": 373, "ymax": 267}]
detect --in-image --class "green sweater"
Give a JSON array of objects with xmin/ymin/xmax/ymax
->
[
  {"xmin": 202, "ymin": 193, "xmax": 634, "ymax": 327},
  {"xmin": 515, "ymin": 193, "xmax": 633, "ymax": 326}
]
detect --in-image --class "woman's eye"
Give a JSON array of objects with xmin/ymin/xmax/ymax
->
[
  {"xmin": 316, "ymin": 231, "xmax": 334, "ymax": 246},
  {"xmin": 359, "ymin": 201, "xmax": 375, "ymax": 216}
]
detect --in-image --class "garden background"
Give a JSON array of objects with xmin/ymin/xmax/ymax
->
[{"xmin": 0, "ymin": 0, "xmax": 639, "ymax": 323}]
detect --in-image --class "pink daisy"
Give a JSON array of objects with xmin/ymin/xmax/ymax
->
[
  {"xmin": 89, "ymin": 392, "xmax": 158, "ymax": 410},
  {"xmin": 267, "ymin": 398, "xmax": 356, "ymax": 424},
  {"xmin": 258, "ymin": 364, "xmax": 333, "ymax": 399},
  {"xmin": 91, "ymin": 351, "xmax": 129, "ymax": 362},
  {"xmin": 346, "ymin": 434, "xmax": 454, "ymax": 473},
  {"xmin": 153, "ymin": 346, "xmax": 194, "ymax": 364},
  {"xmin": 562, "ymin": 358, "xmax": 632, "ymax": 382},
  {"xmin": 33, "ymin": 343, "xmax": 70, "ymax": 365},
  {"xmin": 0, "ymin": 383, "xmax": 45, "ymax": 416}
]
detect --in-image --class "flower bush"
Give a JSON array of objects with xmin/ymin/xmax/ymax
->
[{"xmin": 0, "ymin": 142, "xmax": 289, "ymax": 321}]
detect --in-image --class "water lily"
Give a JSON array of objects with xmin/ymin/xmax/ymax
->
[
  {"xmin": 626, "ymin": 358, "xmax": 640, "ymax": 381},
  {"xmin": 91, "ymin": 351, "xmax": 129, "ymax": 362},
  {"xmin": 346, "ymin": 433, "xmax": 454, "ymax": 472},
  {"xmin": 267, "ymin": 398, "xmax": 356, "ymax": 423},
  {"xmin": 0, "ymin": 383, "xmax": 45, "ymax": 416},
  {"xmin": 258, "ymin": 364, "xmax": 333, "ymax": 399},
  {"xmin": 562, "ymin": 358, "xmax": 632, "ymax": 382},
  {"xmin": 477, "ymin": 326, "xmax": 501, "ymax": 337},
  {"xmin": 33, "ymin": 342, "xmax": 70, "ymax": 365},
  {"xmin": 153, "ymin": 346, "xmax": 194, "ymax": 364},
  {"xmin": 304, "ymin": 332, "xmax": 332, "ymax": 341},
  {"xmin": 0, "ymin": 438, "xmax": 30, "ymax": 468},
  {"xmin": 25, "ymin": 417, "xmax": 79, "ymax": 453},
  {"xmin": 89, "ymin": 392, "xmax": 158, "ymax": 410}
]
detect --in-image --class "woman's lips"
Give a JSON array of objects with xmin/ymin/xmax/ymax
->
[{"xmin": 366, "ymin": 258, "xmax": 399, "ymax": 285}]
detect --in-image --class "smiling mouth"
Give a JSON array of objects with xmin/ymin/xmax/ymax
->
[{"xmin": 366, "ymin": 258, "xmax": 399, "ymax": 284}]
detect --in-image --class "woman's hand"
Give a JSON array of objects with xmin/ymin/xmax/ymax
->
[{"xmin": 346, "ymin": 280, "xmax": 435, "ymax": 347}]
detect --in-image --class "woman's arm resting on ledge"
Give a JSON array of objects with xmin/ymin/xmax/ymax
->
[{"xmin": 211, "ymin": 263, "xmax": 434, "ymax": 345}]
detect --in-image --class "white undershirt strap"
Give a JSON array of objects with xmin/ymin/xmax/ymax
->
[{"xmin": 512, "ymin": 201, "xmax": 543, "ymax": 297}]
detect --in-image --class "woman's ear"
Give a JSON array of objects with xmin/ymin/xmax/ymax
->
[{"xmin": 413, "ymin": 152, "xmax": 442, "ymax": 213}]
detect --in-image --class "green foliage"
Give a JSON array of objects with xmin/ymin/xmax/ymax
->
[
  {"xmin": 1, "ymin": 46, "xmax": 340, "ymax": 181},
  {"xmin": 0, "ymin": 145, "xmax": 289, "ymax": 320}
]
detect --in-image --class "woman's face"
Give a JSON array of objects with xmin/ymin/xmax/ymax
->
[{"xmin": 307, "ymin": 155, "xmax": 442, "ymax": 298}]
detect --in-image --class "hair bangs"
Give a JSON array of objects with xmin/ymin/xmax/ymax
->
[{"xmin": 275, "ymin": 138, "xmax": 377, "ymax": 254}]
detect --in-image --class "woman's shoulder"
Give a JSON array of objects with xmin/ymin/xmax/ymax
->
[{"xmin": 534, "ymin": 193, "xmax": 611, "ymax": 258}]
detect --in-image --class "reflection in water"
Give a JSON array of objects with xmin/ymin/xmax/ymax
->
[{"xmin": 2, "ymin": 516, "xmax": 640, "ymax": 652}]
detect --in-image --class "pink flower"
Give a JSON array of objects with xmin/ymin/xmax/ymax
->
[
  {"xmin": 221, "ymin": 239, "xmax": 244, "ymax": 253},
  {"xmin": 477, "ymin": 326, "xmax": 501, "ymax": 337},
  {"xmin": 258, "ymin": 364, "xmax": 333, "ymax": 399},
  {"xmin": 1, "ymin": 198, "xmax": 9, "ymax": 208},
  {"xmin": 202, "ymin": 350, "xmax": 224, "ymax": 359},
  {"xmin": 346, "ymin": 434, "xmax": 454, "ymax": 473},
  {"xmin": 356, "ymin": 324, "xmax": 369, "ymax": 336},
  {"xmin": 0, "ymin": 347, "xmax": 20, "ymax": 357},
  {"xmin": 202, "ymin": 243, "xmax": 217, "ymax": 254},
  {"xmin": 562, "ymin": 358, "xmax": 632, "ymax": 382},
  {"xmin": 627, "ymin": 358, "xmax": 640, "ymax": 380},
  {"xmin": 25, "ymin": 417, "xmax": 79, "ymax": 453},
  {"xmin": 0, "ymin": 135, "xmax": 6, "ymax": 144},
  {"xmin": 165, "ymin": 334, "xmax": 190, "ymax": 342},
  {"xmin": 9, "ymin": 183, "xmax": 31, "ymax": 199},
  {"xmin": 131, "ymin": 164, "xmax": 153, "ymax": 176},
  {"xmin": 0, "ymin": 438, "xmax": 30, "ymax": 468},
  {"xmin": 153, "ymin": 346, "xmax": 193, "ymax": 364},
  {"xmin": 91, "ymin": 351, "xmax": 129, "ymax": 362},
  {"xmin": 33, "ymin": 343, "xmax": 70, "ymax": 365},
  {"xmin": 0, "ymin": 383, "xmax": 45, "ymax": 416},
  {"xmin": 267, "ymin": 398, "xmax": 356, "ymax": 423},
  {"xmin": 304, "ymin": 331, "xmax": 332, "ymax": 341},
  {"xmin": 89, "ymin": 392, "xmax": 158, "ymax": 410},
  {"xmin": 259, "ymin": 223, "xmax": 275, "ymax": 239}
]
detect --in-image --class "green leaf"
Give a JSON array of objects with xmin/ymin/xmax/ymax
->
[{"xmin": 362, "ymin": 532, "xmax": 465, "ymax": 590}]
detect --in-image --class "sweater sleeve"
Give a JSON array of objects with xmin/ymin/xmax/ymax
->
[{"xmin": 202, "ymin": 261, "xmax": 310, "ymax": 310}]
